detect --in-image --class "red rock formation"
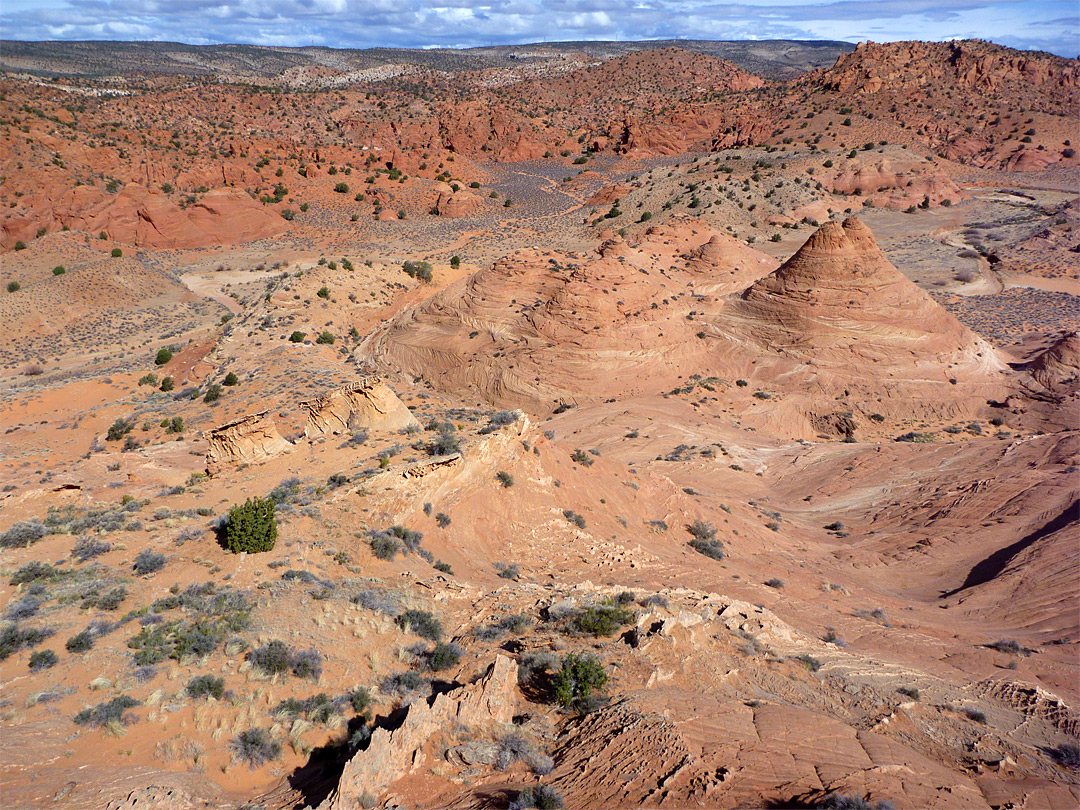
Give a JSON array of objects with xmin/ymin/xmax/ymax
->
[
  {"xmin": 320, "ymin": 656, "xmax": 517, "ymax": 808},
  {"xmin": 301, "ymin": 377, "xmax": 419, "ymax": 438},
  {"xmin": 725, "ymin": 217, "xmax": 1002, "ymax": 368}
]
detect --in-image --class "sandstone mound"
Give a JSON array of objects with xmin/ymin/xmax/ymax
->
[
  {"xmin": 433, "ymin": 188, "xmax": 481, "ymax": 217},
  {"xmin": 1026, "ymin": 332, "xmax": 1080, "ymax": 391},
  {"xmin": 684, "ymin": 232, "xmax": 780, "ymax": 294},
  {"xmin": 320, "ymin": 656, "xmax": 516, "ymax": 809},
  {"xmin": 723, "ymin": 217, "xmax": 1003, "ymax": 370},
  {"xmin": 302, "ymin": 377, "xmax": 418, "ymax": 438},
  {"xmin": 359, "ymin": 220, "xmax": 763, "ymax": 409},
  {"xmin": 205, "ymin": 411, "xmax": 292, "ymax": 476}
]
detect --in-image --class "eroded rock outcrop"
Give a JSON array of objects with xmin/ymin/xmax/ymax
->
[
  {"xmin": 1026, "ymin": 332, "xmax": 1080, "ymax": 392},
  {"xmin": 205, "ymin": 411, "xmax": 291, "ymax": 476},
  {"xmin": 302, "ymin": 377, "xmax": 418, "ymax": 438},
  {"xmin": 320, "ymin": 655, "xmax": 517, "ymax": 809}
]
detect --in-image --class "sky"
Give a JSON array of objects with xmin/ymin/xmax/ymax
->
[{"xmin": 1, "ymin": 0, "xmax": 1077, "ymax": 58}]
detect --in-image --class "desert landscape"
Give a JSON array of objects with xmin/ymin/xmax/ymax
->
[{"xmin": 0, "ymin": 32, "xmax": 1078, "ymax": 810}]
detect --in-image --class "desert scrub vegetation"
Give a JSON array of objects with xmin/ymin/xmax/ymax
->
[
  {"xmin": 247, "ymin": 640, "xmax": 322, "ymax": 680},
  {"xmin": 564, "ymin": 603, "xmax": 635, "ymax": 637},
  {"xmin": 225, "ymin": 496, "xmax": 277, "ymax": 554},
  {"xmin": 552, "ymin": 652, "xmax": 609, "ymax": 712},
  {"xmin": 510, "ymin": 785, "xmax": 563, "ymax": 810},
  {"xmin": 230, "ymin": 727, "xmax": 281, "ymax": 768},
  {"xmin": 128, "ymin": 583, "xmax": 251, "ymax": 664},
  {"xmin": 402, "ymin": 260, "xmax": 433, "ymax": 282},
  {"xmin": 133, "ymin": 549, "xmax": 166, "ymax": 575},
  {"xmin": 475, "ymin": 613, "xmax": 532, "ymax": 641},
  {"xmin": 186, "ymin": 674, "xmax": 226, "ymax": 700},
  {"xmin": 368, "ymin": 524, "xmax": 424, "ymax": 560},
  {"xmin": 687, "ymin": 519, "xmax": 725, "ymax": 560},
  {"xmin": 0, "ymin": 623, "xmax": 55, "ymax": 660},
  {"xmin": 74, "ymin": 695, "xmax": 140, "ymax": 729},
  {"xmin": 0, "ymin": 519, "xmax": 47, "ymax": 548},
  {"xmin": 395, "ymin": 609, "xmax": 443, "ymax": 641}
]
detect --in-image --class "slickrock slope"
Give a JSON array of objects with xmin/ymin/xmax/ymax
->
[{"xmin": 302, "ymin": 377, "xmax": 419, "ymax": 438}]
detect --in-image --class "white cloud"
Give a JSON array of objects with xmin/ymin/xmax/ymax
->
[{"xmin": 2, "ymin": 0, "xmax": 1075, "ymax": 57}]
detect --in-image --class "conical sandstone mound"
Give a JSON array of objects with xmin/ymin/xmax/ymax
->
[
  {"xmin": 723, "ymin": 216, "xmax": 1004, "ymax": 371},
  {"xmin": 1026, "ymin": 332, "xmax": 1080, "ymax": 391}
]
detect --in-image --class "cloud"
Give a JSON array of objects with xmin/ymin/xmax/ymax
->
[{"xmin": 1, "ymin": 0, "xmax": 1076, "ymax": 57}]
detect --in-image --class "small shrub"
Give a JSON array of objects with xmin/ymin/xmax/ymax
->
[
  {"xmin": 10, "ymin": 561, "xmax": 62, "ymax": 585},
  {"xmin": 822, "ymin": 795, "xmax": 894, "ymax": 810},
  {"xmin": 154, "ymin": 348, "xmax": 173, "ymax": 365},
  {"xmin": 159, "ymin": 377, "xmax": 174, "ymax": 392},
  {"xmin": 570, "ymin": 449, "xmax": 594, "ymax": 466},
  {"xmin": 53, "ymin": 265, "xmax": 65, "ymax": 275},
  {"xmin": 248, "ymin": 640, "xmax": 290, "ymax": 675},
  {"xmin": 402, "ymin": 260, "xmax": 433, "ymax": 283},
  {"xmin": 290, "ymin": 648, "xmax": 323, "ymax": 680},
  {"xmin": 289, "ymin": 331, "xmax": 306, "ymax": 343},
  {"xmin": 569, "ymin": 605, "xmax": 634, "ymax": 637},
  {"xmin": 964, "ymin": 708, "xmax": 987, "ymax": 724},
  {"xmin": 225, "ymin": 497, "xmax": 277, "ymax": 554},
  {"xmin": 382, "ymin": 669, "xmax": 425, "ymax": 695},
  {"xmin": 317, "ymin": 286, "xmax": 330, "ymax": 299},
  {"xmin": 133, "ymin": 550, "xmax": 166, "ymax": 575},
  {"xmin": 230, "ymin": 728, "xmax": 281, "ymax": 768},
  {"xmin": 896, "ymin": 686, "xmax": 920, "ymax": 701},
  {"xmin": 395, "ymin": 609, "xmax": 442, "ymax": 641},
  {"xmin": 316, "ymin": 331, "xmax": 335, "ymax": 344},
  {"xmin": 0, "ymin": 519, "xmax": 47, "ymax": 549},
  {"xmin": 552, "ymin": 652, "xmax": 608, "ymax": 711},
  {"xmin": 563, "ymin": 510, "xmax": 586, "ymax": 529},
  {"xmin": 495, "ymin": 562, "xmax": 520, "ymax": 580},
  {"xmin": 223, "ymin": 371, "xmax": 239, "ymax": 386},
  {"xmin": 427, "ymin": 642, "xmax": 462, "ymax": 671},
  {"xmin": 794, "ymin": 654, "xmax": 821, "ymax": 672},
  {"xmin": 369, "ymin": 533, "xmax": 402, "ymax": 560},
  {"xmin": 510, "ymin": 786, "xmax": 563, "ymax": 810},
  {"xmin": 74, "ymin": 696, "xmax": 140, "ymax": 728},
  {"xmin": 0, "ymin": 624, "xmax": 54, "ymax": 659},
  {"xmin": 1049, "ymin": 742, "xmax": 1080, "ymax": 769},
  {"xmin": 987, "ymin": 639, "xmax": 1027, "ymax": 655},
  {"xmin": 496, "ymin": 471, "xmax": 514, "ymax": 487},
  {"xmin": 187, "ymin": 674, "xmax": 226, "ymax": 699},
  {"xmin": 203, "ymin": 384, "xmax": 222, "ymax": 403},
  {"xmin": 106, "ymin": 417, "xmax": 134, "ymax": 441},
  {"xmin": 29, "ymin": 649, "xmax": 58, "ymax": 671},
  {"xmin": 764, "ymin": 578, "xmax": 784, "ymax": 589},
  {"xmin": 497, "ymin": 730, "xmax": 554, "ymax": 774}
]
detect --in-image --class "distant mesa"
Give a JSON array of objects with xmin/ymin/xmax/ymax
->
[{"xmin": 302, "ymin": 376, "xmax": 419, "ymax": 438}]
